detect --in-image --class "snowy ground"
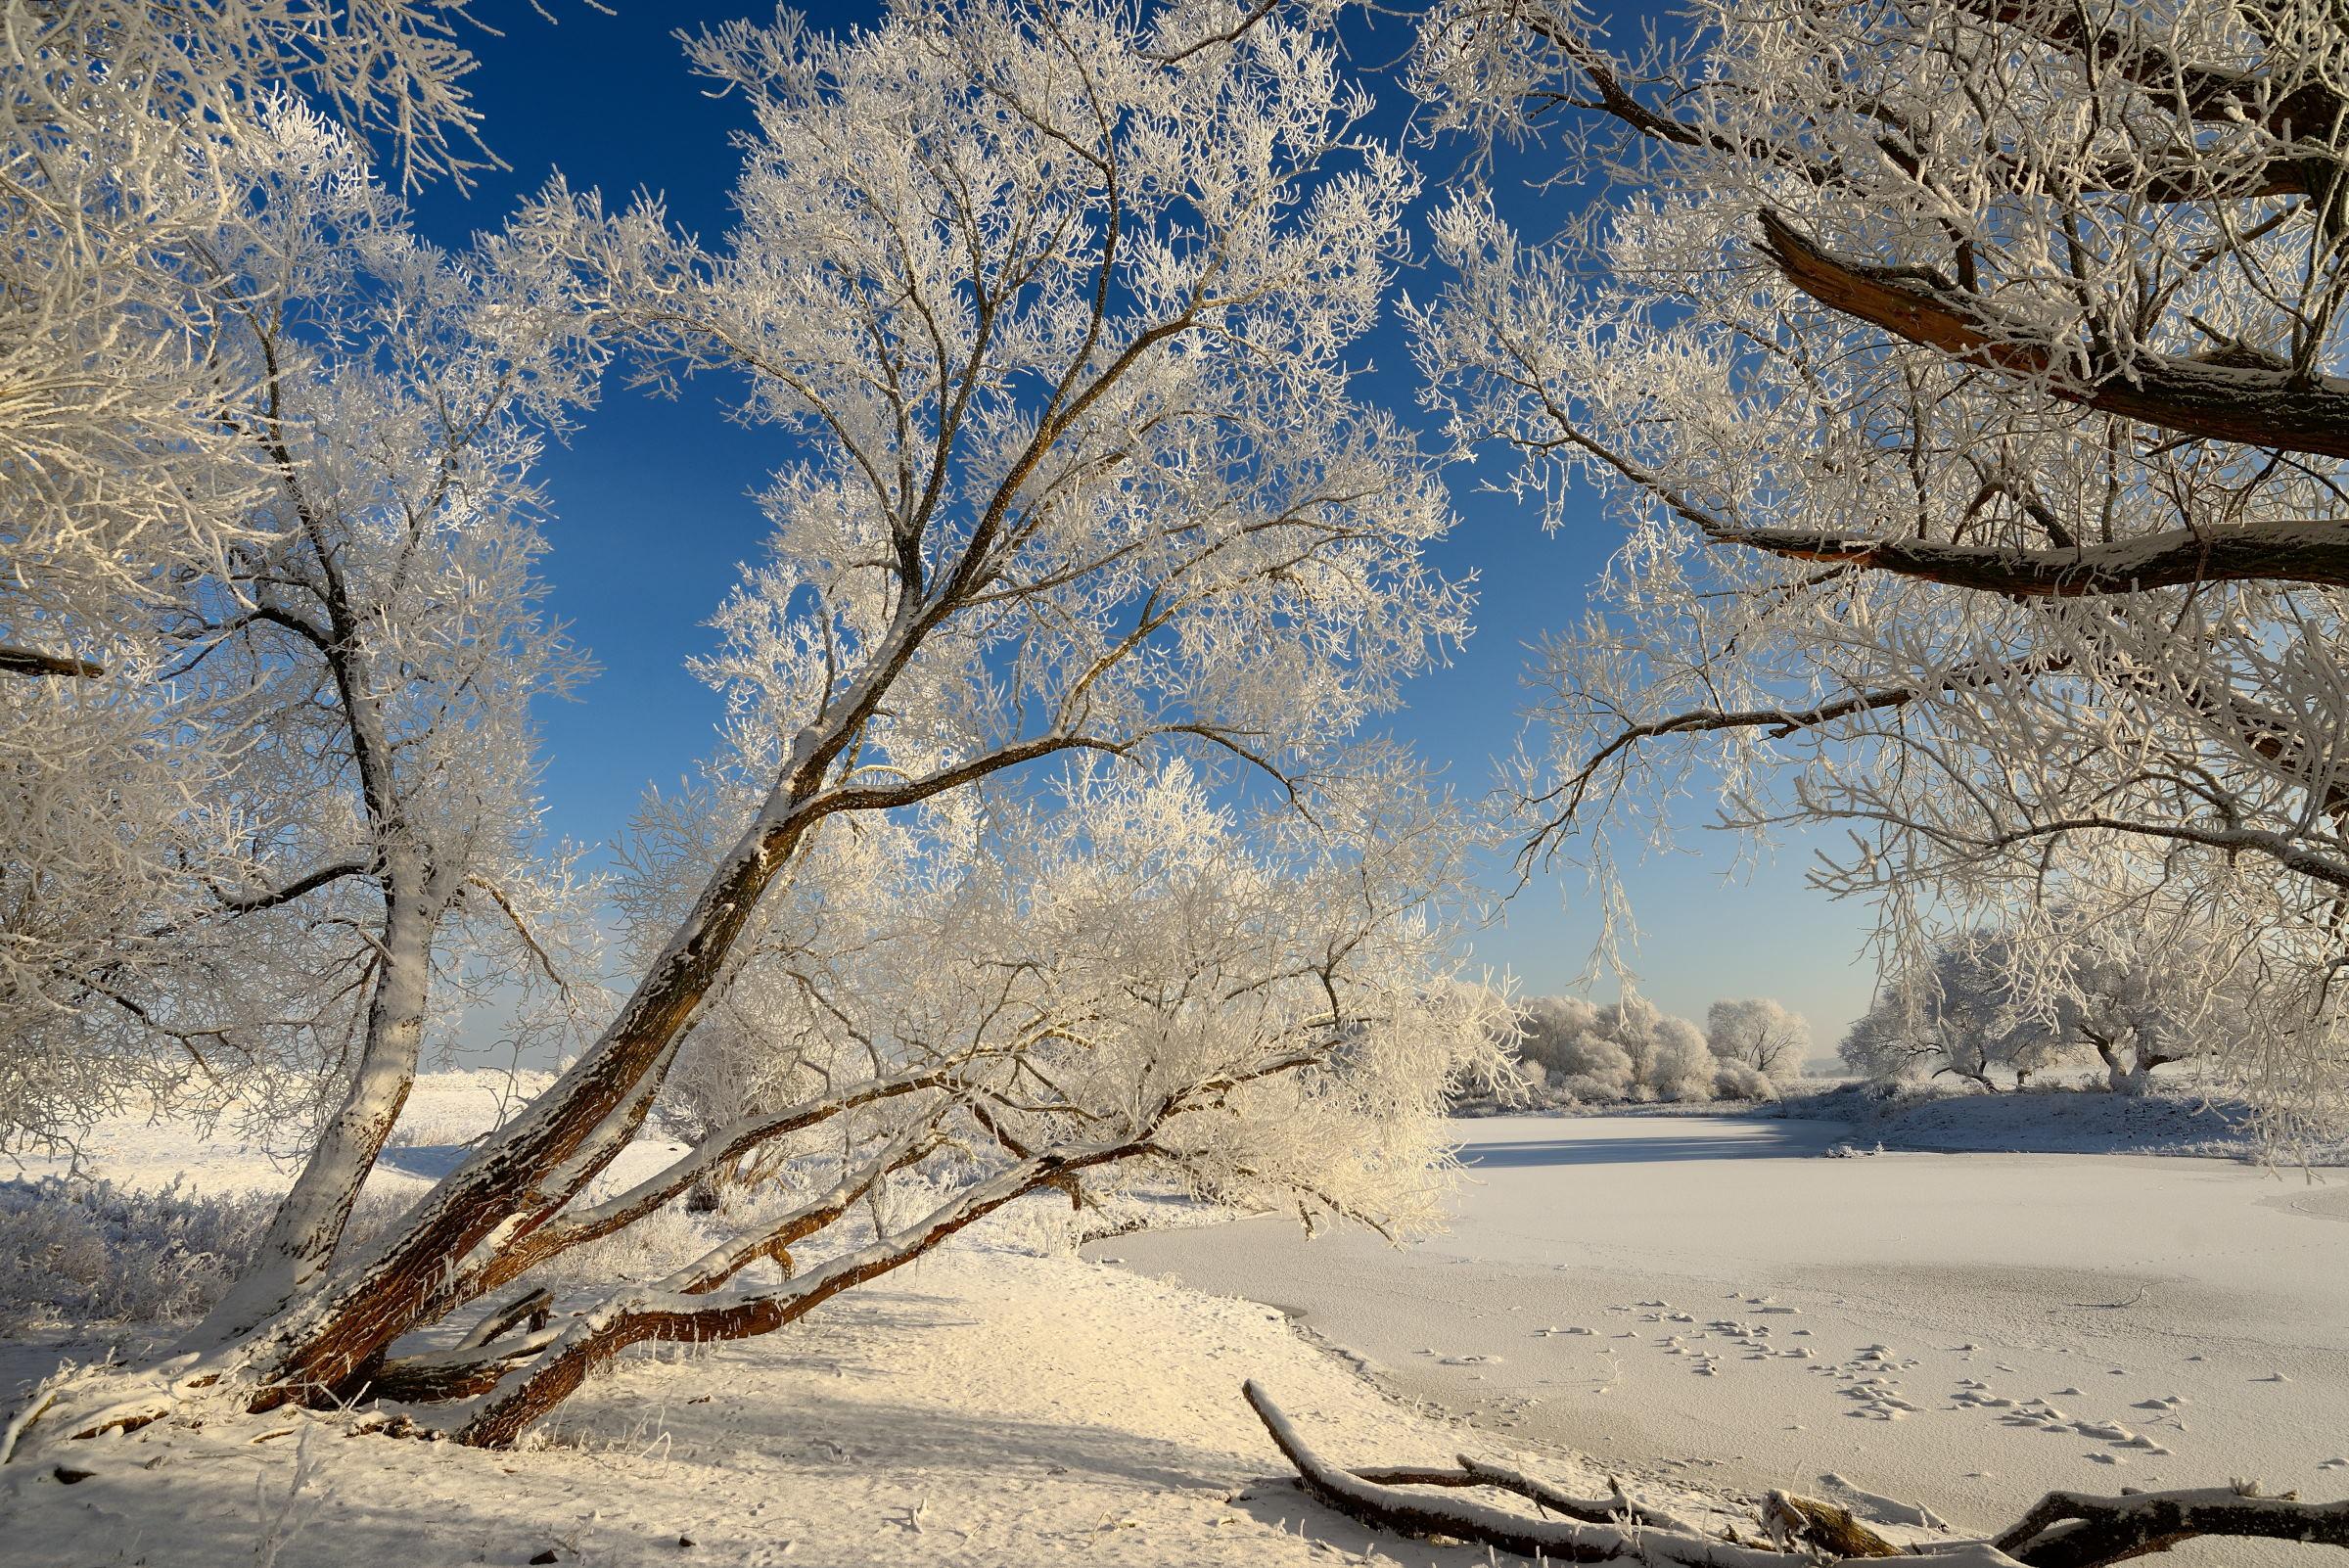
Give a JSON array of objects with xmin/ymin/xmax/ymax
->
[
  {"xmin": 1087, "ymin": 1113, "xmax": 2349, "ymax": 1567},
  {"xmin": 12, "ymin": 1243, "xmax": 1713, "ymax": 1568},
  {"xmin": 3, "ymin": 1071, "xmax": 564, "ymax": 1203},
  {"xmin": 1, "ymin": 1077, "xmax": 1768, "ymax": 1568}
]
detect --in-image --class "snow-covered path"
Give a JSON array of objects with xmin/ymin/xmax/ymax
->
[{"xmin": 1087, "ymin": 1113, "xmax": 2349, "ymax": 1553}]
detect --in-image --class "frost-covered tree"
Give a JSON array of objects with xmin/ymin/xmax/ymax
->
[
  {"xmin": 1839, "ymin": 932, "xmax": 2067, "ymax": 1092},
  {"xmin": 4, "ymin": 98, "xmax": 609, "ymax": 1338},
  {"xmin": 1515, "ymin": 991, "xmax": 1718, "ymax": 1100},
  {"xmin": 2, "ymin": 2, "xmax": 593, "ymax": 1169},
  {"xmin": 1406, "ymin": 0, "xmax": 2349, "ymax": 1138},
  {"xmin": 2032, "ymin": 902, "xmax": 2251, "ymax": 1094},
  {"xmin": 3, "ymin": 0, "xmax": 539, "ymax": 670},
  {"xmin": 10, "ymin": 0, "xmax": 1483, "ymax": 1453},
  {"xmin": 1705, "ymin": 997, "xmax": 1809, "ymax": 1085}
]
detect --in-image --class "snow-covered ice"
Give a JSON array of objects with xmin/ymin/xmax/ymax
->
[{"xmin": 1088, "ymin": 1112, "xmax": 2349, "ymax": 1564}]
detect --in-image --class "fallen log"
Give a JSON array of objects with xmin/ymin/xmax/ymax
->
[{"xmin": 1242, "ymin": 1380, "xmax": 2349, "ymax": 1567}]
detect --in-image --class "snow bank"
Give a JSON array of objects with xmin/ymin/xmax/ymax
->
[{"xmin": 1783, "ymin": 1082, "xmax": 2345, "ymax": 1163}]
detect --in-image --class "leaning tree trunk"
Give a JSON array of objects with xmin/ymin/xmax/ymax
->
[{"xmin": 219, "ymin": 768, "xmax": 836, "ymax": 1407}]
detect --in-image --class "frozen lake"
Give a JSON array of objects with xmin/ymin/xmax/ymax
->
[{"xmin": 1087, "ymin": 1113, "xmax": 2349, "ymax": 1559}]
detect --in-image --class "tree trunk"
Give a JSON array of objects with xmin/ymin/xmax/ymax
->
[
  {"xmin": 219, "ymin": 792, "xmax": 825, "ymax": 1407},
  {"xmin": 187, "ymin": 872, "xmax": 438, "ymax": 1348}
]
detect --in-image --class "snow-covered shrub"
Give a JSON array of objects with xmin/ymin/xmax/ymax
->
[
  {"xmin": 0, "ymin": 1177, "xmax": 407, "ymax": 1332},
  {"xmin": 1711, "ymin": 1058, "xmax": 1775, "ymax": 1101},
  {"xmin": 0, "ymin": 1177, "xmax": 269, "ymax": 1330},
  {"xmin": 1619, "ymin": 996, "xmax": 1715, "ymax": 1100},
  {"xmin": 516, "ymin": 1200, "xmax": 714, "ymax": 1293}
]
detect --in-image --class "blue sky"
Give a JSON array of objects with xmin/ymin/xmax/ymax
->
[{"xmin": 406, "ymin": 1, "xmax": 1883, "ymax": 1048}]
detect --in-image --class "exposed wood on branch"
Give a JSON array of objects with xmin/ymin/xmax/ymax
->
[
  {"xmin": 1756, "ymin": 211, "xmax": 2349, "ymax": 459},
  {"xmin": 0, "ymin": 645, "xmax": 104, "ymax": 678},
  {"xmin": 1762, "ymin": 1494, "xmax": 1903, "ymax": 1558},
  {"xmin": 1995, "ymin": 1485, "xmax": 2349, "ymax": 1568},
  {"xmin": 1714, "ymin": 518, "xmax": 2349, "ymax": 597}
]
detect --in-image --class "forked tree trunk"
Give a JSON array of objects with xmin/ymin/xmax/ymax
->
[
  {"xmin": 219, "ymin": 782, "xmax": 830, "ymax": 1407},
  {"xmin": 2089, "ymin": 1034, "xmax": 2173, "ymax": 1096}
]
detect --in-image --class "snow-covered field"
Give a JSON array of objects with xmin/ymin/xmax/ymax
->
[
  {"xmin": 1087, "ymin": 1113, "xmax": 2349, "ymax": 1566},
  {"xmin": 0, "ymin": 1076, "xmax": 1756, "ymax": 1567},
  {"xmin": 8, "ymin": 1083, "xmax": 2345, "ymax": 1566}
]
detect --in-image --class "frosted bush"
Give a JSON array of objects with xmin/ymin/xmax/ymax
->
[
  {"xmin": 516, "ymin": 1201, "xmax": 713, "ymax": 1292},
  {"xmin": 0, "ymin": 1177, "xmax": 404, "ymax": 1332},
  {"xmin": 0, "ymin": 1177, "xmax": 267, "ymax": 1330},
  {"xmin": 1622, "ymin": 1000, "xmax": 1714, "ymax": 1101}
]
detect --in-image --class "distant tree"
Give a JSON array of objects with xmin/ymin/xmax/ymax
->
[
  {"xmin": 1705, "ymin": 998, "xmax": 1810, "ymax": 1085},
  {"xmin": 2035, "ymin": 906, "xmax": 2251, "ymax": 1096},
  {"xmin": 1839, "ymin": 934, "xmax": 2066, "ymax": 1092},
  {"xmin": 1514, "ymin": 992, "xmax": 1718, "ymax": 1101}
]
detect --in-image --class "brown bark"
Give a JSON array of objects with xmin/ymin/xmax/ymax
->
[
  {"xmin": 1996, "ymin": 1486, "xmax": 2349, "ymax": 1568},
  {"xmin": 1756, "ymin": 211, "xmax": 2349, "ymax": 460},
  {"xmin": 1762, "ymin": 1494, "xmax": 1902, "ymax": 1557},
  {"xmin": 1714, "ymin": 518, "xmax": 2349, "ymax": 597},
  {"xmin": 0, "ymin": 645, "xmax": 104, "ymax": 677}
]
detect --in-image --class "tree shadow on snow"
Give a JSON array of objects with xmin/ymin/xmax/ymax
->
[
  {"xmin": 1457, "ymin": 1128, "xmax": 1824, "ymax": 1168},
  {"xmin": 556, "ymin": 1377, "xmax": 1240, "ymax": 1495},
  {"xmin": 1227, "ymin": 1473, "xmax": 1498, "ymax": 1563},
  {"xmin": 372, "ymin": 1142, "xmax": 474, "ymax": 1180}
]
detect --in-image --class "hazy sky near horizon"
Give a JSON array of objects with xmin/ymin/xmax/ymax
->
[{"xmin": 403, "ymin": 1, "xmax": 1884, "ymax": 1046}]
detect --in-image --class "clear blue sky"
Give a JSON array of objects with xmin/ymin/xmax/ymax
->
[{"xmin": 405, "ymin": 1, "xmax": 1882, "ymax": 1049}]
